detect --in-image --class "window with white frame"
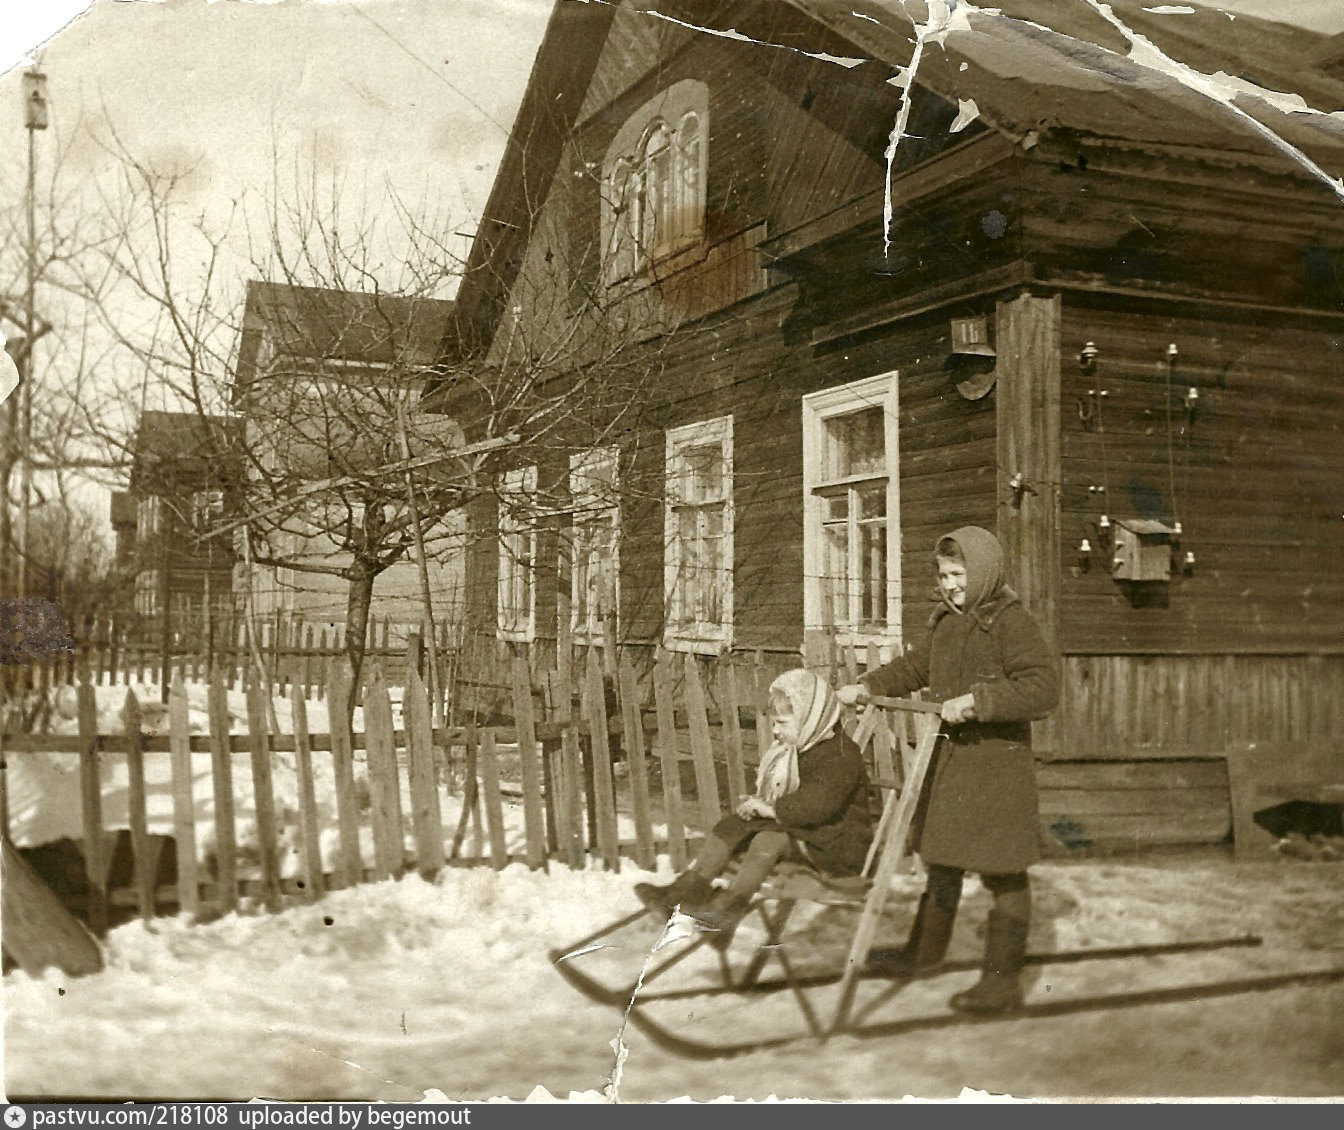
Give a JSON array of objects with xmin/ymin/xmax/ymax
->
[
  {"xmin": 802, "ymin": 373, "xmax": 902, "ymax": 649},
  {"xmin": 665, "ymin": 416, "xmax": 733, "ymax": 652},
  {"xmin": 603, "ymin": 80, "xmax": 708, "ymax": 284},
  {"xmin": 568, "ymin": 447, "xmax": 620, "ymax": 644},
  {"xmin": 497, "ymin": 465, "xmax": 537, "ymax": 641},
  {"xmin": 136, "ymin": 495, "xmax": 163, "ymax": 541}
]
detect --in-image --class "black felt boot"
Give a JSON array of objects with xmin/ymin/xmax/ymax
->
[
  {"xmin": 949, "ymin": 884, "xmax": 1029, "ymax": 1015},
  {"xmin": 634, "ymin": 871, "xmax": 713, "ymax": 920},
  {"xmin": 865, "ymin": 864, "xmax": 963, "ymax": 978}
]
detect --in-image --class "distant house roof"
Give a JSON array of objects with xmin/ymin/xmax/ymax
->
[
  {"xmin": 437, "ymin": 0, "xmax": 1344, "ymax": 377},
  {"xmin": 128, "ymin": 410, "xmax": 236, "ymax": 495},
  {"xmin": 236, "ymin": 281, "xmax": 455, "ymax": 396}
]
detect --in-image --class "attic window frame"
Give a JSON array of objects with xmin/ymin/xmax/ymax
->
[{"xmin": 602, "ymin": 80, "xmax": 708, "ymax": 286}]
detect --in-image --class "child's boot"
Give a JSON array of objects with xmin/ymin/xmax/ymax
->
[
  {"xmin": 949, "ymin": 879, "xmax": 1029, "ymax": 1014},
  {"xmin": 687, "ymin": 830, "xmax": 787, "ymax": 948},
  {"xmin": 865, "ymin": 864, "xmax": 962, "ymax": 978},
  {"xmin": 634, "ymin": 871, "xmax": 713, "ymax": 920}
]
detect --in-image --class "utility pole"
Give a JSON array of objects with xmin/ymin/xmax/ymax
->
[{"xmin": 19, "ymin": 67, "xmax": 48, "ymax": 599}]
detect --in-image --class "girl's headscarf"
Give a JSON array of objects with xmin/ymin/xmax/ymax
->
[
  {"xmin": 935, "ymin": 525, "xmax": 1006, "ymax": 616},
  {"xmin": 755, "ymin": 668, "xmax": 842, "ymax": 805}
]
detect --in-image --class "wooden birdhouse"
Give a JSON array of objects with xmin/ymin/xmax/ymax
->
[{"xmin": 1111, "ymin": 518, "xmax": 1178, "ymax": 582}]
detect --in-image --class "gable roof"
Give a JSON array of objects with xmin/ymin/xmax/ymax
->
[
  {"xmin": 438, "ymin": 0, "xmax": 1344, "ymax": 374},
  {"xmin": 237, "ymin": 281, "xmax": 455, "ymax": 394}
]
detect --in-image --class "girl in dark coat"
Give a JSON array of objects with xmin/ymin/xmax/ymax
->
[
  {"xmin": 838, "ymin": 526, "xmax": 1060, "ymax": 1013},
  {"xmin": 635, "ymin": 668, "xmax": 873, "ymax": 943}
]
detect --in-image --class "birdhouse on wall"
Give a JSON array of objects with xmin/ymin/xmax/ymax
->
[{"xmin": 1111, "ymin": 518, "xmax": 1178, "ymax": 582}]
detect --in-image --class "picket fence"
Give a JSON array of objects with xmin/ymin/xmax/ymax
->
[{"xmin": 0, "ymin": 646, "xmax": 919, "ymax": 930}]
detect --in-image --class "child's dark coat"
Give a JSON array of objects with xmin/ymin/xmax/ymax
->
[{"xmin": 863, "ymin": 530, "xmax": 1060, "ymax": 874}]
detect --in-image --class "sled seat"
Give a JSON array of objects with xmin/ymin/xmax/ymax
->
[{"xmin": 757, "ymin": 861, "xmax": 871, "ymax": 906}]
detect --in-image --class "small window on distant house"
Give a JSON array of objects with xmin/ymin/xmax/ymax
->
[
  {"xmin": 568, "ymin": 447, "xmax": 620, "ymax": 644},
  {"xmin": 136, "ymin": 496, "xmax": 163, "ymax": 540},
  {"xmin": 665, "ymin": 416, "xmax": 732, "ymax": 653},
  {"xmin": 497, "ymin": 465, "xmax": 537, "ymax": 642},
  {"xmin": 802, "ymin": 373, "xmax": 902, "ymax": 650},
  {"xmin": 603, "ymin": 81, "xmax": 708, "ymax": 284}
]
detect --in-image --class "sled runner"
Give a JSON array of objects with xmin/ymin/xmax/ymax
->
[{"xmin": 548, "ymin": 694, "xmax": 1335, "ymax": 1059}]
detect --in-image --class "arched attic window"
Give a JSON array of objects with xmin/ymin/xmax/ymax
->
[{"xmin": 603, "ymin": 80, "xmax": 708, "ymax": 284}]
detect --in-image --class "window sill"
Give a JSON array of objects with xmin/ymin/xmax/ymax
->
[
  {"xmin": 662, "ymin": 630, "xmax": 733, "ymax": 656},
  {"xmin": 497, "ymin": 626, "xmax": 536, "ymax": 644}
]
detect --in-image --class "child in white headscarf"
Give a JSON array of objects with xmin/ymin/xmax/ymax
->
[{"xmin": 635, "ymin": 668, "xmax": 874, "ymax": 942}]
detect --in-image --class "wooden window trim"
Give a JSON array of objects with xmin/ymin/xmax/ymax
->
[
  {"xmin": 664, "ymin": 415, "xmax": 733, "ymax": 655},
  {"xmin": 497, "ymin": 465, "xmax": 538, "ymax": 643},
  {"xmin": 802, "ymin": 372, "xmax": 903, "ymax": 655}
]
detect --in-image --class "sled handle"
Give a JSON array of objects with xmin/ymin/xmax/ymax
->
[{"xmin": 854, "ymin": 693, "xmax": 942, "ymax": 714}]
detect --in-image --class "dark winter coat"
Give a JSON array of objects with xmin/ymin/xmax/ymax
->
[
  {"xmin": 717, "ymin": 730, "xmax": 874, "ymax": 877},
  {"xmin": 862, "ymin": 527, "xmax": 1060, "ymax": 874}
]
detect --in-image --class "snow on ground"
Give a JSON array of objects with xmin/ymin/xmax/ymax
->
[{"xmin": 5, "ymin": 851, "xmax": 1343, "ymax": 1101}]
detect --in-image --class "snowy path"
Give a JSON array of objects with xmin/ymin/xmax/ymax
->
[{"xmin": 5, "ymin": 854, "xmax": 1344, "ymax": 1101}]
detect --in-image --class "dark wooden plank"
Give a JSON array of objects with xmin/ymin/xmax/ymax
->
[
  {"xmin": 477, "ymin": 730, "xmax": 510, "ymax": 871},
  {"xmin": 583, "ymin": 648, "xmax": 621, "ymax": 872},
  {"xmin": 245, "ymin": 678, "xmax": 283, "ymax": 913},
  {"xmin": 75, "ymin": 676, "xmax": 109, "ymax": 935},
  {"xmin": 510, "ymin": 657, "xmax": 548, "ymax": 870},
  {"xmin": 121, "ymin": 690, "xmax": 154, "ymax": 921},
  {"xmin": 206, "ymin": 672, "xmax": 238, "ymax": 913},
  {"xmin": 1036, "ymin": 759, "xmax": 1228, "ymax": 791},
  {"xmin": 560, "ymin": 724, "xmax": 587, "ymax": 870},
  {"xmin": 682, "ymin": 652, "xmax": 723, "ymax": 829},
  {"xmin": 653, "ymin": 654, "xmax": 688, "ymax": 871},
  {"xmin": 404, "ymin": 667, "xmax": 445, "ymax": 878},
  {"xmin": 363, "ymin": 666, "xmax": 404, "ymax": 880},
  {"xmin": 167, "ymin": 675, "xmax": 200, "ymax": 918},
  {"xmin": 290, "ymin": 687, "xmax": 325, "ymax": 901},
  {"xmin": 326, "ymin": 660, "xmax": 362, "ymax": 890},
  {"xmin": 618, "ymin": 658, "xmax": 656, "ymax": 870},
  {"xmin": 1039, "ymin": 786, "xmax": 1229, "ymax": 817},
  {"xmin": 717, "ymin": 658, "xmax": 748, "ymax": 803}
]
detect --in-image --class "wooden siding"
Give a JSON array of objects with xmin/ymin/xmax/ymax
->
[
  {"xmin": 1058, "ymin": 299, "xmax": 1344, "ymax": 654},
  {"xmin": 1057, "ymin": 653, "xmax": 1344, "ymax": 760}
]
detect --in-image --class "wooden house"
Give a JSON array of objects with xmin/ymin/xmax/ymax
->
[
  {"xmin": 426, "ymin": 0, "xmax": 1344, "ymax": 852},
  {"xmin": 232, "ymin": 281, "xmax": 467, "ymax": 645}
]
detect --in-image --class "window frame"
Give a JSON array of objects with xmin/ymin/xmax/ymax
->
[
  {"xmin": 567, "ymin": 447, "xmax": 621, "ymax": 646},
  {"xmin": 602, "ymin": 80, "xmax": 709, "ymax": 285},
  {"xmin": 801, "ymin": 372, "xmax": 902, "ymax": 654},
  {"xmin": 497, "ymin": 465, "xmax": 538, "ymax": 643},
  {"xmin": 664, "ymin": 415, "xmax": 734, "ymax": 655}
]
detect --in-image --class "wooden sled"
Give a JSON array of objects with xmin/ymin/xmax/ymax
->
[{"xmin": 549, "ymin": 696, "xmax": 1319, "ymax": 1059}]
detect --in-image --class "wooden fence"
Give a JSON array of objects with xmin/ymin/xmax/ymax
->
[
  {"xmin": 3, "ymin": 647, "xmax": 917, "ymax": 931},
  {"xmin": 3, "ymin": 636, "xmax": 1267, "ymax": 936}
]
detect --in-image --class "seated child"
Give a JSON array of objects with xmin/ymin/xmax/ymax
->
[
  {"xmin": 837, "ymin": 525, "xmax": 1060, "ymax": 1014},
  {"xmin": 635, "ymin": 668, "xmax": 873, "ymax": 942}
]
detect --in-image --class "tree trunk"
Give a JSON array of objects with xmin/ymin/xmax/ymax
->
[{"xmin": 344, "ymin": 560, "xmax": 376, "ymax": 719}]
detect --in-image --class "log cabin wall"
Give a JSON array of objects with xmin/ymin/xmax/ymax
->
[{"xmin": 1053, "ymin": 296, "xmax": 1344, "ymax": 762}]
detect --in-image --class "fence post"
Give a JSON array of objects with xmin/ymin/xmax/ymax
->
[
  {"xmin": 682, "ymin": 652, "xmax": 723, "ymax": 830},
  {"xmin": 617, "ymin": 656, "xmax": 655, "ymax": 870},
  {"xmin": 245, "ymin": 675, "xmax": 283, "ymax": 912},
  {"xmin": 291, "ymin": 687, "xmax": 325, "ymax": 901},
  {"xmin": 652, "ymin": 653, "xmax": 687, "ymax": 870},
  {"xmin": 168, "ymin": 674, "xmax": 200, "ymax": 918},
  {"xmin": 207, "ymin": 670, "xmax": 238, "ymax": 913},
  {"xmin": 76, "ymin": 673, "xmax": 109, "ymax": 934},
  {"xmin": 477, "ymin": 730, "xmax": 509, "ymax": 871},
  {"xmin": 404, "ymin": 667, "xmax": 445, "ymax": 878},
  {"xmin": 326, "ymin": 659, "xmax": 362, "ymax": 889},
  {"xmin": 509, "ymin": 657, "xmax": 547, "ymax": 870},
  {"xmin": 364, "ymin": 665, "xmax": 405, "ymax": 880},
  {"xmin": 583, "ymin": 648, "xmax": 620, "ymax": 872},
  {"xmin": 717, "ymin": 656, "xmax": 748, "ymax": 801},
  {"xmin": 121, "ymin": 689, "xmax": 156, "ymax": 921}
]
